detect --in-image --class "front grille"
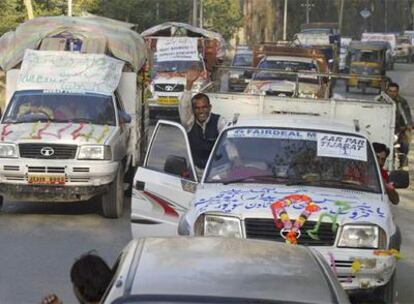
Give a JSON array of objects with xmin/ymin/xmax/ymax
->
[
  {"xmin": 19, "ymin": 144, "xmax": 77, "ymax": 159},
  {"xmin": 154, "ymin": 83, "xmax": 184, "ymax": 92},
  {"xmin": 73, "ymin": 167, "xmax": 90, "ymax": 173},
  {"xmin": 28, "ymin": 166, "xmax": 65, "ymax": 173},
  {"xmin": 4, "ymin": 165, "xmax": 19, "ymax": 171},
  {"xmin": 245, "ymin": 218, "xmax": 337, "ymax": 246}
]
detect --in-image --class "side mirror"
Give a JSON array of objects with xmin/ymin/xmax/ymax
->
[
  {"xmin": 243, "ymin": 70, "xmax": 253, "ymax": 79},
  {"xmin": 389, "ymin": 170, "xmax": 410, "ymax": 189},
  {"xmin": 164, "ymin": 155, "xmax": 188, "ymax": 177},
  {"xmin": 118, "ymin": 111, "xmax": 131, "ymax": 124}
]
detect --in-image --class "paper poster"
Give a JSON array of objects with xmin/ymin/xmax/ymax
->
[
  {"xmin": 317, "ymin": 133, "xmax": 367, "ymax": 161},
  {"xmin": 155, "ymin": 37, "xmax": 199, "ymax": 62},
  {"xmin": 227, "ymin": 128, "xmax": 316, "ymax": 140},
  {"xmin": 17, "ymin": 50, "xmax": 125, "ymax": 95}
]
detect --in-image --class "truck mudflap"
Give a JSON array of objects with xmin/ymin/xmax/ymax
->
[
  {"xmin": 0, "ymin": 184, "xmax": 108, "ymax": 202},
  {"xmin": 315, "ymin": 247, "xmax": 398, "ymax": 292}
]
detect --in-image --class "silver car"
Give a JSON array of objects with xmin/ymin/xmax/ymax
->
[{"xmin": 103, "ymin": 237, "xmax": 350, "ymax": 304}]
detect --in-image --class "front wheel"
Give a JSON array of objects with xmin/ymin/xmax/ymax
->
[
  {"xmin": 376, "ymin": 272, "xmax": 396, "ymax": 304},
  {"xmin": 101, "ymin": 163, "xmax": 124, "ymax": 218}
]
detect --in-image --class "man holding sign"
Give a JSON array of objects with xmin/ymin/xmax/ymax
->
[{"xmin": 179, "ymin": 69, "xmax": 227, "ymax": 174}]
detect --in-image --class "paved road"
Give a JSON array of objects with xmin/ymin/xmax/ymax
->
[{"xmin": 0, "ymin": 63, "xmax": 414, "ymax": 304}]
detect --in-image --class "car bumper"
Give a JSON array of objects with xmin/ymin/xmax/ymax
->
[
  {"xmin": 0, "ymin": 158, "xmax": 118, "ymax": 201},
  {"xmin": 314, "ymin": 247, "xmax": 397, "ymax": 293}
]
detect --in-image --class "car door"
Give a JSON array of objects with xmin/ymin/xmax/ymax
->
[{"xmin": 131, "ymin": 120, "xmax": 198, "ymax": 237}]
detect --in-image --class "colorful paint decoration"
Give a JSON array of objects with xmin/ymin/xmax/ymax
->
[
  {"xmin": 373, "ymin": 249, "xmax": 401, "ymax": 259},
  {"xmin": 1, "ymin": 123, "xmax": 13, "ymax": 141},
  {"xmin": 270, "ymin": 194, "xmax": 320, "ymax": 245}
]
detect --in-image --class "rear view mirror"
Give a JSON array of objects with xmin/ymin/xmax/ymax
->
[
  {"xmin": 164, "ymin": 155, "xmax": 188, "ymax": 177},
  {"xmin": 389, "ymin": 170, "xmax": 409, "ymax": 189},
  {"xmin": 118, "ymin": 111, "xmax": 131, "ymax": 124}
]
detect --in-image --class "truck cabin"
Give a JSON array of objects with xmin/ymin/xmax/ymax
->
[{"xmin": 348, "ymin": 41, "xmax": 388, "ymax": 69}]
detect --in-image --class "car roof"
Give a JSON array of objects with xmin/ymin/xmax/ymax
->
[
  {"xmin": 126, "ymin": 237, "xmax": 337, "ymax": 304},
  {"xmin": 228, "ymin": 114, "xmax": 365, "ymax": 137}
]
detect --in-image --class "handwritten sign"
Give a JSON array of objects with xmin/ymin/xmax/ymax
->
[
  {"xmin": 317, "ymin": 133, "xmax": 367, "ymax": 161},
  {"xmin": 17, "ymin": 50, "xmax": 124, "ymax": 96},
  {"xmin": 227, "ymin": 128, "xmax": 316, "ymax": 141},
  {"xmin": 155, "ymin": 37, "xmax": 199, "ymax": 62}
]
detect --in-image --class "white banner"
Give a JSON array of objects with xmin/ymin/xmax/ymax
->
[
  {"xmin": 317, "ymin": 133, "xmax": 367, "ymax": 161},
  {"xmin": 17, "ymin": 50, "xmax": 125, "ymax": 95},
  {"xmin": 155, "ymin": 37, "xmax": 199, "ymax": 62}
]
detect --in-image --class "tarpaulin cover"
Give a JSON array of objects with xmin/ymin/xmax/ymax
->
[
  {"xmin": 0, "ymin": 14, "xmax": 148, "ymax": 72},
  {"xmin": 141, "ymin": 22, "xmax": 226, "ymax": 59}
]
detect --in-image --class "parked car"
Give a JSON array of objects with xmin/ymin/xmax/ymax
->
[{"xmin": 102, "ymin": 237, "xmax": 351, "ymax": 304}]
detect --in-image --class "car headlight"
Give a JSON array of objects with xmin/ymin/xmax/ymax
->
[
  {"xmin": 338, "ymin": 225, "xmax": 386, "ymax": 249},
  {"xmin": 194, "ymin": 214, "xmax": 242, "ymax": 238},
  {"xmin": 0, "ymin": 144, "xmax": 18, "ymax": 158},
  {"xmin": 78, "ymin": 145, "xmax": 111, "ymax": 160}
]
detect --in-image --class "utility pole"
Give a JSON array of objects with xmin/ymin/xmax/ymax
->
[
  {"xmin": 283, "ymin": 0, "xmax": 288, "ymax": 40},
  {"xmin": 193, "ymin": 0, "xmax": 198, "ymax": 27},
  {"xmin": 68, "ymin": 0, "xmax": 72, "ymax": 17},
  {"xmin": 338, "ymin": 0, "xmax": 345, "ymax": 34},
  {"xmin": 199, "ymin": 0, "xmax": 203, "ymax": 28},
  {"xmin": 301, "ymin": 0, "xmax": 314, "ymax": 24},
  {"xmin": 23, "ymin": 0, "xmax": 34, "ymax": 20}
]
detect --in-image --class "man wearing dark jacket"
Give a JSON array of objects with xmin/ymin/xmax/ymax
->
[{"xmin": 179, "ymin": 69, "xmax": 227, "ymax": 174}]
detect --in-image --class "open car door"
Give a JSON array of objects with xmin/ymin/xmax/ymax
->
[{"xmin": 131, "ymin": 120, "xmax": 198, "ymax": 237}]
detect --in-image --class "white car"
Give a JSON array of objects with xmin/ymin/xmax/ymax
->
[
  {"xmin": 102, "ymin": 237, "xmax": 351, "ymax": 304},
  {"xmin": 131, "ymin": 115, "xmax": 408, "ymax": 303}
]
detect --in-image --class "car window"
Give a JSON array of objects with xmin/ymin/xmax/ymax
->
[{"xmin": 145, "ymin": 124, "xmax": 195, "ymax": 181}]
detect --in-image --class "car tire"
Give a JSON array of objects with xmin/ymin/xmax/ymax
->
[
  {"xmin": 101, "ymin": 163, "xmax": 124, "ymax": 218},
  {"xmin": 376, "ymin": 271, "xmax": 396, "ymax": 304}
]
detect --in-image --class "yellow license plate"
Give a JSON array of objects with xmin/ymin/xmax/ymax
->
[
  {"xmin": 28, "ymin": 175, "xmax": 66, "ymax": 185},
  {"xmin": 157, "ymin": 96, "xmax": 179, "ymax": 105}
]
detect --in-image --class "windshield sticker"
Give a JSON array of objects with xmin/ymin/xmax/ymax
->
[
  {"xmin": 317, "ymin": 134, "xmax": 367, "ymax": 161},
  {"xmin": 227, "ymin": 128, "xmax": 316, "ymax": 140},
  {"xmin": 156, "ymin": 37, "xmax": 199, "ymax": 62}
]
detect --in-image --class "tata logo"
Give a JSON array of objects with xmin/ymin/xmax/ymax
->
[
  {"xmin": 40, "ymin": 147, "xmax": 55, "ymax": 157},
  {"xmin": 165, "ymin": 85, "xmax": 174, "ymax": 92}
]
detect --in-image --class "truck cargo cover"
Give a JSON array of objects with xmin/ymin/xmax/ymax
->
[{"xmin": 0, "ymin": 15, "xmax": 147, "ymax": 72}]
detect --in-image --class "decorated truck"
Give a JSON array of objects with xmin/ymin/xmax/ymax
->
[
  {"xmin": 130, "ymin": 91, "xmax": 407, "ymax": 302},
  {"xmin": 0, "ymin": 16, "xmax": 149, "ymax": 218},
  {"xmin": 141, "ymin": 22, "xmax": 225, "ymax": 120}
]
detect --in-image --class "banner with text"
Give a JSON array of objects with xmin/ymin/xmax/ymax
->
[
  {"xmin": 317, "ymin": 133, "xmax": 367, "ymax": 161},
  {"xmin": 155, "ymin": 37, "xmax": 199, "ymax": 62},
  {"xmin": 17, "ymin": 50, "xmax": 125, "ymax": 95}
]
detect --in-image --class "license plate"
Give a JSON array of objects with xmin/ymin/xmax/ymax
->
[
  {"xmin": 157, "ymin": 96, "xmax": 179, "ymax": 105},
  {"xmin": 28, "ymin": 175, "xmax": 66, "ymax": 185}
]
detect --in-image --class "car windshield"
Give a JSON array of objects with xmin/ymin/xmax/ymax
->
[
  {"xmin": 253, "ymin": 60, "xmax": 319, "ymax": 84},
  {"xmin": 154, "ymin": 60, "xmax": 204, "ymax": 73},
  {"xmin": 233, "ymin": 53, "xmax": 253, "ymax": 66},
  {"xmin": 2, "ymin": 91, "xmax": 116, "ymax": 126},
  {"xmin": 351, "ymin": 49, "xmax": 382, "ymax": 63},
  {"xmin": 204, "ymin": 127, "xmax": 381, "ymax": 193}
]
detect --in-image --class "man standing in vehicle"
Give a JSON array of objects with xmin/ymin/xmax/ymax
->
[
  {"xmin": 386, "ymin": 82, "xmax": 412, "ymax": 168},
  {"xmin": 179, "ymin": 68, "xmax": 227, "ymax": 174}
]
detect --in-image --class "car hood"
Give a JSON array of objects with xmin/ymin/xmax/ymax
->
[
  {"xmin": 0, "ymin": 122, "xmax": 116, "ymax": 144},
  {"xmin": 189, "ymin": 184, "xmax": 391, "ymax": 231}
]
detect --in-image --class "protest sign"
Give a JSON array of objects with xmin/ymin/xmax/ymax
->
[
  {"xmin": 317, "ymin": 133, "xmax": 367, "ymax": 161},
  {"xmin": 155, "ymin": 37, "xmax": 199, "ymax": 62},
  {"xmin": 17, "ymin": 50, "xmax": 124, "ymax": 95}
]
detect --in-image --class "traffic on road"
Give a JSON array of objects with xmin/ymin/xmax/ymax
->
[{"xmin": 0, "ymin": 2, "xmax": 413, "ymax": 304}]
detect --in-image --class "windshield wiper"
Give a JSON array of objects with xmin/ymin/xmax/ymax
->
[
  {"xmin": 222, "ymin": 175, "xmax": 288, "ymax": 185},
  {"xmin": 287, "ymin": 178, "xmax": 371, "ymax": 191},
  {"xmin": 69, "ymin": 118, "xmax": 95, "ymax": 124}
]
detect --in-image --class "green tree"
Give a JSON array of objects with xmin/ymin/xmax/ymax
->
[
  {"xmin": 203, "ymin": 0, "xmax": 243, "ymax": 40},
  {"xmin": 0, "ymin": 0, "xmax": 25, "ymax": 36}
]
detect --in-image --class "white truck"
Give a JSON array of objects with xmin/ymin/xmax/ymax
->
[
  {"xmin": 131, "ymin": 93, "xmax": 408, "ymax": 302},
  {"xmin": 0, "ymin": 16, "xmax": 149, "ymax": 218}
]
